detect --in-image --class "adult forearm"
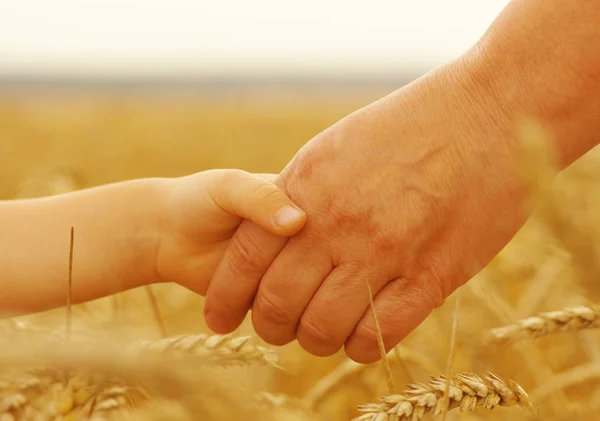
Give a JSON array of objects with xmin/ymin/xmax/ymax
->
[
  {"xmin": 466, "ymin": 0, "xmax": 600, "ymax": 168},
  {"xmin": 0, "ymin": 179, "xmax": 162, "ymax": 316}
]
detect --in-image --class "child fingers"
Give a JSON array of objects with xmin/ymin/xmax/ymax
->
[{"xmin": 208, "ymin": 170, "xmax": 306, "ymax": 236}]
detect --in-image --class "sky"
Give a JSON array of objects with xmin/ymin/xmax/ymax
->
[{"xmin": 0, "ymin": 0, "xmax": 511, "ymax": 78}]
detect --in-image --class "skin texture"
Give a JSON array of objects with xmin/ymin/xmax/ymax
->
[
  {"xmin": 0, "ymin": 170, "xmax": 306, "ymax": 317},
  {"xmin": 204, "ymin": 0, "xmax": 600, "ymax": 363}
]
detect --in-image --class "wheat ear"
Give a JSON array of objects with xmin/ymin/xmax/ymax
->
[
  {"xmin": 353, "ymin": 372, "xmax": 531, "ymax": 421},
  {"xmin": 303, "ymin": 347, "xmax": 440, "ymax": 410},
  {"xmin": 129, "ymin": 334, "xmax": 279, "ymax": 367},
  {"xmin": 485, "ymin": 305, "xmax": 600, "ymax": 345}
]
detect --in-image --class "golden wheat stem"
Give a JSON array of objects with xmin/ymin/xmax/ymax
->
[
  {"xmin": 366, "ymin": 280, "xmax": 395, "ymax": 394},
  {"xmin": 393, "ymin": 346, "xmax": 414, "ymax": 384},
  {"xmin": 144, "ymin": 286, "xmax": 167, "ymax": 338},
  {"xmin": 531, "ymin": 361, "xmax": 600, "ymax": 402},
  {"xmin": 517, "ymin": 121, "xmax": 600, "ymax": 288},
  {"xmin": 302, "ymin": 359, "xmax": 361, "ymax": 409},
  {"xmin": 66, "ymin": 226, "xmax": 74, "ymax": 341},
  {"xmin": 353, "ymin": 372, "xmax": 532, "ymax": 421},
  {"xmin": 111, "ymin": 294, "xmax": 121, "ymax": 324},
  {"xmin": 395, "ymin": 347, "xmax": 441, "ymax": 375},
  {"xmin": 515, "ymin": 252, "xmax": 566, "ymax": 317},
  {"xmin": 441, "ymin": 293, "xmax": 460, "ymax": 421}
]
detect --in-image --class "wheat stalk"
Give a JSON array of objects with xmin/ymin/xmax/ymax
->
[
  {"xmin": 353, "ymin": 373, "xmax": 531, "ymax": 421},
  {"xmin": 440, "ymin": 293, "xmax": 460, "ymax": 421},
  {"xmin": 303, "ymin": 347, "xmax": 441, "ymax": 410},
  {"xmin": 485, "ymin": 305, "xmax": 600, "ymax": 344},
  {"xmin": 128, "ymin": 334, "xmax": 279, "ymax": 367},
  {"xmin": 144, "ymin": 286, "xmax": 167, "ymax": 338}
]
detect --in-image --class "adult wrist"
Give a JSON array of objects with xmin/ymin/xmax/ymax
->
[{"xmin": 459, "ymin": 1, "xmax": 600, "ymax": 170}]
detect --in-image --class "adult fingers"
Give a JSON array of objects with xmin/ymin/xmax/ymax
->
[
  {"xmin": 207, "ymin": 170, "xmax": 306, "ymax": 237},
  {"xmin": 344, "ymin": 276, "xmax": 444, "ymax": 364},
  {"xmin": 251, "ymin": 236, "xmax": 333, "ymax": 346},
  {"xmin": 296, "ymin": 264, "xmax": 386, "ymax": 357},
  {"xmin": 204, "ymin": 220, "xmax": 286, "ymax": 334}
]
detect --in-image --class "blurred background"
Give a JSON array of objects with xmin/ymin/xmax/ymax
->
[{"xmin": 0, "ymin": 0, "xmax": 510, "ymax": 199}]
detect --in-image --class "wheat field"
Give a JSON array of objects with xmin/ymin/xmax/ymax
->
[{"xmin": 2, "ymin": 83, "xmax": 600, "ymax": 421}]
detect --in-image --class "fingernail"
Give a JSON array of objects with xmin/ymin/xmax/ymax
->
[
  {"xmin": 275, "ymin": 206, "xmax": 304, "ymax": 227},
  {"xmin": 205, "ymin": 311, "xmax": 230, "ymax": 333}
]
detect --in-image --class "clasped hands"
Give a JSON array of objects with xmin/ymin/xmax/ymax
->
[{"xmin": 201, "ymin": 60, "xmax": 526, "ymax": 363}]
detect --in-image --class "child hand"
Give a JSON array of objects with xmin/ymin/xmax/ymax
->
[{"xmin": 154, "ymin": 170, "xmax": 306, "ymax": 295}]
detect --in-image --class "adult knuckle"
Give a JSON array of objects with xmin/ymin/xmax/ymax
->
[
  {"xmin": 254, "ymin": 292, "xmax": 296, "ymax": 326},
  {"xmin": 283, "ymin": 139, "xmax": 328, "ymax": 185},
  {"xmin": 345, "ymin": 324, "xmax": 393, "ymax": 364},
  {"xmin": 352, "ymin": 318, "xmax": 397, "ymax": 353},
  {"xmin": 299, "ymin": 315, "xmax": 340, "ymax": 349},
  {"xmin": 419, "ymin": 271, "xmax": 445, "ymax": 309},
  {"xmin": 387, "ymin": 276, "xmax": 443, "ymax": 317},
  {"xmin": 227, "ymin": 231, "xmax": 268, "ymax": 276},
  {"xmin": 205, "ymin": 288, "xmax": 235, "ymax": 315},
  {"xmin": 352, "ymin": 322, "xmax": 381, "ymax": 348},
  {"xmin": 424, "ymin": 283, "xmax": 444, "ymax": 310},
  {"xmin": 324, "ymin": 199, "xmax": 364, "ymax": 236}
]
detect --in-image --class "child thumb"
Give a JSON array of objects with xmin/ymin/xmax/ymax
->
[{"xmin": 210, "ymin": 170, "xmax": 307, "ymax": 236}]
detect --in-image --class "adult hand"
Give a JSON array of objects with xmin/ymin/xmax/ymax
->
[
  {"xmin": 204, "ymin": 59, "xmax": 527, "ymax": 363},
  {"xmin": 204, "ymin": 0, "xmax": 600, "ymax": 363}
]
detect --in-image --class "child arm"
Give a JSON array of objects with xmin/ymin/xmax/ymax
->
[
  {"xmin": 0, "ymin": 178, "xmax": 164, "ymax": 316},
  {"xmin": 0, "ymin": 171, "xmax": 305, "ymax": 317}
]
